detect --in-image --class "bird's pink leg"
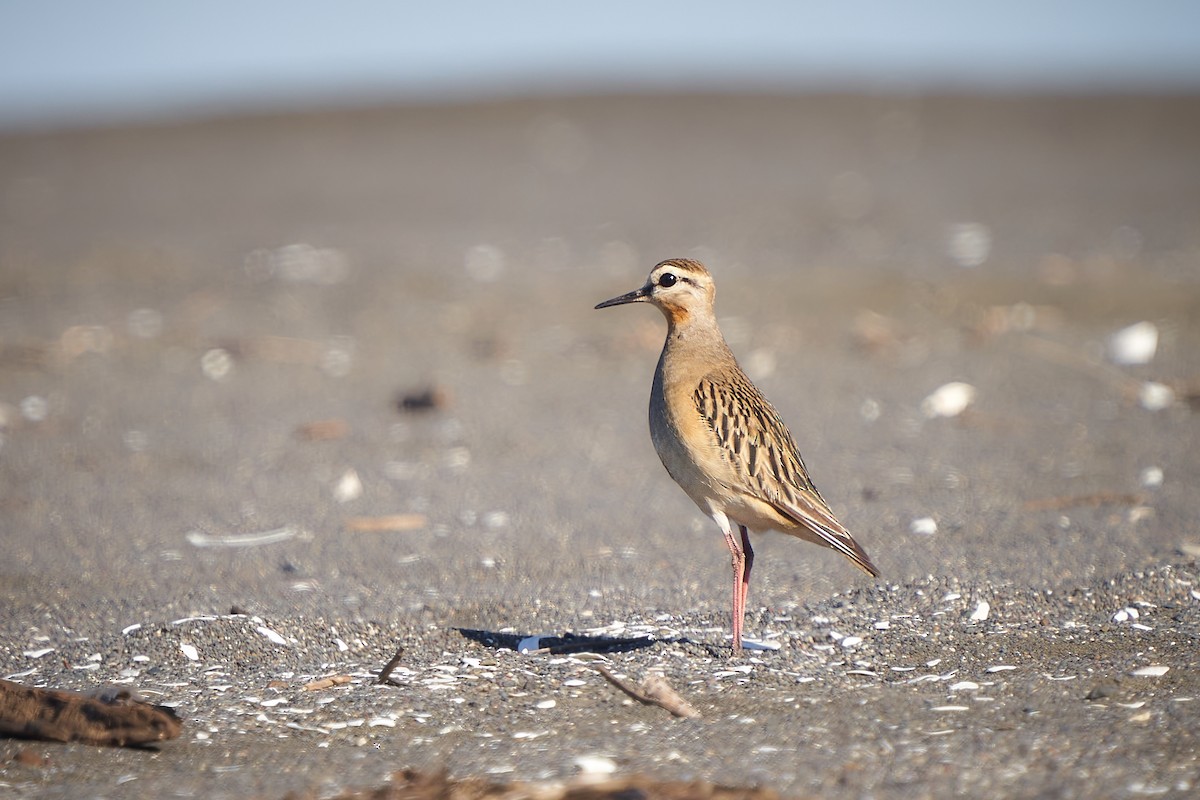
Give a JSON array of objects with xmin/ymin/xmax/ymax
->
[
  {"xmin": 739, "ymin": 525, "xmax": 754, "ymax": 629},
  {"xmin": 722, "ymin": 526, "xmax": 746, "ymax": 654}
]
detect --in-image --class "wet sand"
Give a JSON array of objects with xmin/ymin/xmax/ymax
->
[{"xmin": 1, "ymin": 93, "xmax": 1199, "ymax": 798}]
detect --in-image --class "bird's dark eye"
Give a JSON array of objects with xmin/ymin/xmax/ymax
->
[{"xmin": 658, "ymin": 272, "xmax": 678, "ymax": 288}]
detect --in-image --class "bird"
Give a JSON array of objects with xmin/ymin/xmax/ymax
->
[{"xmin": 595, "ymin": 258, "xmax": 879, "ymax": 654}]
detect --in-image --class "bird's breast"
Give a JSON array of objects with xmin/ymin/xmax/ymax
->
[{"xmin": 649, "ymin": 350, "xmax": 730, "ymax": 509}]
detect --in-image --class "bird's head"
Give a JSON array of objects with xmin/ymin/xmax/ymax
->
[{"xmin": 594, "ymin": 258, "xmax": 715, "ymax": 326}]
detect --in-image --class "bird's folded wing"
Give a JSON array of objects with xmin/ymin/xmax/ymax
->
[
  {"xmin": 694, "ymin": 371, "xmax": 879, "ymax": 577},
  {"xmin": 767, "ymin": 491, "xmax": 880, "ymax": 577}
]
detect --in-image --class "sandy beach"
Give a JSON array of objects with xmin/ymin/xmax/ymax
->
[{"xmin": 1, "ymin": 92, "xmax": 1198, "ymax": 798}]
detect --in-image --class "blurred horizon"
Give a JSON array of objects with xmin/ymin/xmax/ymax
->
[{"xmin": 3, "ymin": 1, "xmax": 1200, "ymax": 131}]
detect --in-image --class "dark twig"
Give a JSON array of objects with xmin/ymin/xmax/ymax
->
[{"xmin": 377, "ymin": 645, "xmax": 406, "ymax": 685}]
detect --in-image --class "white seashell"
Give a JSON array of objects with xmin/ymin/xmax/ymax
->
[
  {"xmin": 517, "ymin": 636, "xmax": 544, "ymax": 654},
  {"xmin": 921, "ymin": 382, "xmax": 976, "ymax": 419},
  {"xmin": 563, "ymin": 679, "xmax": 587, "ymax": 687},
  {"xmin": 930, "ymin": 705, "xmax": 971, "ymax": 712},
  {"xmin": 1130, "ymin": 665, "xmax": 1169, "ymax": 677},
  {"xmin": 122, "ymin": 623, "xmax": 142, "ymax": 635},
  {"xmin": 840, "ymin": 636, "xmax": 864, "ymax": 649},
  {"xmin": 1113, "ymin": 607, "xmax": 1139, "ymax": 623},
  {"xmin": 200, "ymin": 348, "xmax": 234, "ymax": 382},
  {"xmin": 969, "ymin": 600, "xmax": 991, "ymax": 622},
  {"xmin": 23, "ymin": 648, "xmax": 55, "ymax": 659},
  {"xmin": 714, "ymin": 665, "xmax": 754, "ymax": 678},
  {"xmin": 949, "ymin": 681, "xmax": 980, "ymax": 692},
  {"xmin": 368, "ymin": 717, "xmax": 396, "ymax": 727},
  {"xmin": 464, "ymin": 244, "xmax": 506, "ymax": 283},
  {"xmin": 186, "ymin": 525, "xmax": 299, "ymax": 549},
  {"xmin": 180, "ymin": 643, "xmax": 199, "ymax": 661},
  {"xmin": 1139, "ymin": 466, "xmax": 1164, "ymax": 488},
  {"xmin": 20, "ymin": 395, "xmax": 49, "ymax": 422},
  {"xmin": 741, "ymin": 638, "xmax": 782, "ymax": 651},
  {"xmin": 333, "ymin": 469, "xmax": 363, "ymax": 503},
  {"xmin": 1109, "ymin": 321, "xmax": 1158, "ymax": 365},
  {"xmin": 910, "ymin": 517, "xmax": 938, "ymax": 536},
  {"xmin": 945, "ymin": 222, "xmax": 992, "ymax": 268},
  {"xmin": 1138, "ymin": 382, "xmax": 1175, "ymax": 411},
  {"xmin": 535, "ymin": 699, "xmax": 556, "ymax": 709},
  {"xmin": 257, "ymin": 626, "xmax": 288, "ymax": 645},
  {"xmin": 482, "ymin": 511, "xmax": 510, "ymax": 529},
  {"xmin": 985, "ymin": 665, "xmax": 1016, "ymax": 673},
  {"xmin": 874, "ymin": 620, "xmax": 890, "ymax": 630},
  {"xmin": 575, "ymin": 755, "xmax": 618, "ymax": 775}
]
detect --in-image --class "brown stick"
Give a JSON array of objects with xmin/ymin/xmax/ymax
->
[
  {"xmin": 303, "ymin": 675, "xmax": 352, "ymax": 691},
  {"xmin": 594, "ymin": 666, "xmax": 700, "ymax": 719},
  {"xmin": 1022, "ymin": 492, "xmax": 1146, "ymax": 512},
  {"xmin": 345, "ymin": 514, "xmax": 427, "ymax": 532}
]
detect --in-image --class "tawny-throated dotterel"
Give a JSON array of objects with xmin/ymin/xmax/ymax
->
[{"xmin": 595, "ymin": 258, "xmax": 879, "ymax": 654}]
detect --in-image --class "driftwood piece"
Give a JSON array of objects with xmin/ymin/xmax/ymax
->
[
  {"xmin": 594, "ymin": 666, "xmax": 701, "ymax": 719},
  {"xmin": 0, "ymin": 679, "xmax": 182, "ymax": 747},
  {"xmin": 1022, "ymin": 491, "xmax": 1145, "ymax": 512}
]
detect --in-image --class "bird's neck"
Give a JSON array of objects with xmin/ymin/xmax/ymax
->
[{"xmin": 662, "ymin": 309, "xmax": 734, "ymax": 368}]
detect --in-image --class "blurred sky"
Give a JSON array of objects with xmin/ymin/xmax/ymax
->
[{"xmin": 2, "ymin": 0, "xmax": 1200, "ymax": 129}]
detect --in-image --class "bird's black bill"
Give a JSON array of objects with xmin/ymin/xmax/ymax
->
[{"xmin": 594, "ymin": 285, "xmax": 650, "ymax": 309}]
